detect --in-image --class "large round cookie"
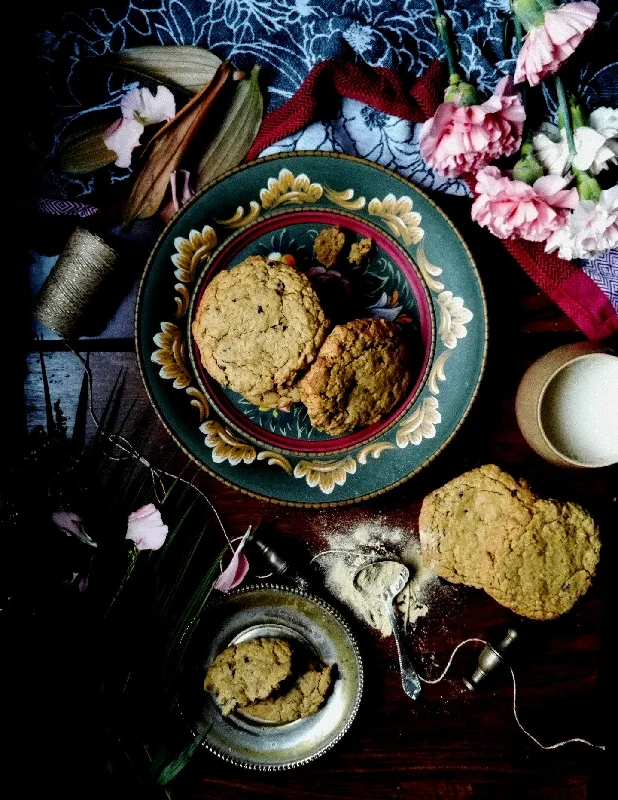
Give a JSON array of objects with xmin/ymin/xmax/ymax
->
[
  {"xmin": 418, "ymin": 464, "xmax": 601, "ymax": 620},
  {"xmin": 192, "ymin": 256, "xmax": 330, "ymax": 409},
  {"xmin": 298, "ymin": 318, "xmax": 412, "ymax": 436}
]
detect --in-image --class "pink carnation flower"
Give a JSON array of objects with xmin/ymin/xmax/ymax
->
[
  {"xmin": 471, "ymin": 166, "xmax": 578, "ymax": 242},
  {"xmin": 514, "ymin": 1, "xmax": 599, "ymax": 87},
  {"xmin": 419, "ymin": 77, "xmax": 525, "ymax": 178},
  {"xmin": 126, "ymin": 503, "xmax": 168, "ymax": 551}
]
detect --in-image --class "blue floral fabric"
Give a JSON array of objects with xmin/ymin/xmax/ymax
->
[{"xmin": 33, "ymin": 0, "xmax": 617, "ymax": 309}]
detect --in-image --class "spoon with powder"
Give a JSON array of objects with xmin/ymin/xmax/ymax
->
[{"xmin": 354, "ymin": 559, "xmax": 422, "ymax": 700}]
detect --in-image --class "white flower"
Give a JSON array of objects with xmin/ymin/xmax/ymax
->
[
  {"xmin": 104, "ymin": 85, "xmax": 176, "ymax": 168},
  {"xmin": 544, "ymin": 187, "xmax": 618, "ymax": 260},
  {"xmin": 533, "ymin": 108, "xmax": 618, "ymax": 176}
]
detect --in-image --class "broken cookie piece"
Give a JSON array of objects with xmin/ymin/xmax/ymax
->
[
  {"xmin": 204, "ymin": 637, "xmax": 293, "ymax": 715},
  {"xmin": 241, "ymin": 662, "xmax": 334, "ymax": 724},
  {"xmin": 313, "ymin": 225, "xmax": 346, "ymax": 268},
  {"xmin": 348, "ymin": 237, "xmax": 373, "ymax": 265}
]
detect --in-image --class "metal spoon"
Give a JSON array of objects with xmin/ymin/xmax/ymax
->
[{"xmin": 354, "ymin": 559, "xmax": 422, "ymax": 700}]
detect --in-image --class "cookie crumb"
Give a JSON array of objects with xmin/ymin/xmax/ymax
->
[
  {"xmin": 314, "ymin": 226, "xmax": 346, "ymax": 268},
  {"xmin": 348, "ymin": 237, "xmax": 373, "ymax": 265}
]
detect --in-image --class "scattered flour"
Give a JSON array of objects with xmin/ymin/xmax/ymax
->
[{"xmin": 313, "ymin": 520, "xmax": 439, "ymax": 637}]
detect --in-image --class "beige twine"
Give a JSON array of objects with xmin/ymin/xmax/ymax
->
[{"xmin": 32, "ymin": 226, "xmax": 119, "ymax": 338}]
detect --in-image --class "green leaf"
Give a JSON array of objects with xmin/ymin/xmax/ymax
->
[
  {"xmin": 113, "ymin": 45, "xmax": 223, "ymax": 95},
  {"xmin": 58, "ymin": 123, "xmax": 117, "ymax": 175},
  {"xmin": 196, "ymin": 65, "xmax": 263, "ymax": 189},
  {"xmin": 172, "ymin": 544, "xmax": 228, "ymax": 660},
  {"xmin": 156, "ymin": 726, "xmax": 210, "ymax": 785}
]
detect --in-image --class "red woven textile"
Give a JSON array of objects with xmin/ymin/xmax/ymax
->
[{"xmin": 246, "ymin": 58, "xmax": 617, "ymax": 340}]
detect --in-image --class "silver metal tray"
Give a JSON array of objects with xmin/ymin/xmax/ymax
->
[{"xmin": 178, "ymin": 583, "xmax": 364, "ymax": 770}]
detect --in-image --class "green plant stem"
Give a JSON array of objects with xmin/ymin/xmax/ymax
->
[
  {"xmin": 103, "ymin": 544, "xmax": 139, "ymax": 619},
  {"xmin": 555, "ymin": 75, "xmax": 576, "ymax": 160},
  {"xmin": 431, "ymin": 0, "xmax": 460, "ymax": 80}
]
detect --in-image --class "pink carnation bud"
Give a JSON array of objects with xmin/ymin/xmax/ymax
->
[
  {"xmin": 471, "ymin": 166, "xmax": 578, "ymax": 243},
  {"xmin": 419, "ymin": 77, "xmax": 525, "ymax": 178},
  {"xmin": 52, "ymin": 511, "xmax": 97, "ymax": 547},
  {"xmin": 514, "ymin": 1, "xmax": 599, "ymax": 87},
  {"xmin": 126, "ymin": 503, "xmax": 168, "ymax": 551}
]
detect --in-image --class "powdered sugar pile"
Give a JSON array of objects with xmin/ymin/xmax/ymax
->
[{"xmin": 313, "ymin": 520, "xmax": 439, "ymax": 637}]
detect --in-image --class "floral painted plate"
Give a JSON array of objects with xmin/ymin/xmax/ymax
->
[{"xmin": 136, "ymin": 152, "xmax": 487, "ymax": 506}]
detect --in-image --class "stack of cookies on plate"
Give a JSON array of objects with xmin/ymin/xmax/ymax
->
[
  {"xmin": 204, "ymin": 636, "xmax": 333, "ymax": 723},
  {"xmin": 419, "ymin": 464, "xmax": 601, "ymax": 620},
  {"xmin": 191, "ymin": 226, "xmax": 412, "ymax": 435}
]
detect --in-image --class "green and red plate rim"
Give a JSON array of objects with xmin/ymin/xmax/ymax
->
[
  {"xmin": 135, "ymin": 151, "xmax": 489, "ymax": 507},
  {"xmin": 186, "ymin": 206, "xmax": 437, "ymax": 456}
]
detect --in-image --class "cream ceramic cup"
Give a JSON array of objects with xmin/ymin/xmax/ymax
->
[{"xmin": 515, "ymin": 341, "xmax": 618, "ymax": 468}]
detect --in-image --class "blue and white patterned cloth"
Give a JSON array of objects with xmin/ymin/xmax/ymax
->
[{"xmin": 33, "ymin": 0, "xmax": 617, "ymax": 309}]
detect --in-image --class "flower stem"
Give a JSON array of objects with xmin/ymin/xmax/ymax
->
[
  {"xmin": 103, "ymin": 544, "xmax": 139, "ymax": 618},
  {"xmin": 555, "ymin": 75, "xmax": 576, "ymax": 163},
  {"xmin": 431, "ymin": 0, "xmax": 460, "ymax": 80},
  {"xmin": 513, "ymin": 15, "xmax": 528, "ymax": 121}
]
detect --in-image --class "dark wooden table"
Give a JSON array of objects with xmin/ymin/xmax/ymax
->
[
  {"xmin": 10, "ymin": 6, "xmax": 613, "ymax": 791},
  {"xmin": 14, "ymin": 180, "xmax": 613, "ymax": 799}
]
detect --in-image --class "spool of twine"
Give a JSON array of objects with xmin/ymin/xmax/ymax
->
[{"xmin": 32, "ymin": 226, "xmax": 120, "ymax": 338}]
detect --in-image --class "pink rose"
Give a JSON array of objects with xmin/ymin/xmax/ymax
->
[
  {"xmin": 419, "ymin": 77, "xmax": 525, "ymax": 178},
  {"xmin": 514, "ymin": 1, "xmax": 599, "ymax": 87},
  {"xmin": 471, "ymin": 166, "xmax": 578, "ymax": 242},
  {"xmin": 126, "ymin": 503, "xmax": 168, "ymax": 551}
]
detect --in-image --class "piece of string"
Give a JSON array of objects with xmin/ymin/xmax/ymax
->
[
  {"xmin": 414, "ymin": 638, "xmax": 604, "ymax": 751},
  {"xmin": 59, "ymin": 342, "xmax": 233, "ymax": 555},
  {"xmin": 312, "ymin": 547, "xmax": 605, "ymax": 752}
]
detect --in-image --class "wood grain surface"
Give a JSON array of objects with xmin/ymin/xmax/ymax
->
[
  {"xmin": 19, "ymin": 197, "xmax": 615, "ymax": 799},
  {"xmin": 14, "ymin": 20, "xmax": 614, "ymax": 789}
]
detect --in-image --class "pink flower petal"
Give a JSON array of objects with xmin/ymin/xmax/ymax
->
[
  {"xmin": 471, "ymin": 167, "xmax": 575, "ymax": 243},
  {"xmin": 420, "ymin": 80, "xmax": 524, "ymax": 178},
  {"xmin": 52, "ymin": 511, "xmax": 97, "ymax": 547},
  {"xmin": 104, "ymin": 117, "xmax": 144, "ymax": 168},
  {"xmin": 514, "ymin": 2, "xmax": 598, "ymax": 86},
  {"xmin": 214, "ymin": 550, "xmax": 250, "ymax": 593},
  {"xmin": 126, "ymin": 504, "xmax": 168, "ymax": 551},
  {"xmin": 214, "ymin": 527, "xmax": 252, "ymax": 593}
]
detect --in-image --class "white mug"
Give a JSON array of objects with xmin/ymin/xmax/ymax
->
[{"xmin": 515, "ymin": 342, "xmax": 618, "ymax": 468}]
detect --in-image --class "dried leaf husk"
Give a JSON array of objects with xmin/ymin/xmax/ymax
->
[
  {"xmin": 196, "ymin": 66, "xmax": 263, "ymax": 189},
  {"xmin": 113, "ymin": 45, "xmax": 222, "ymax": 94},
  {"xmin": 58, "ymin": 123, "xmax": 117, "ymax": 175},
  {"xmin": 122, "ymin": 60, "xmax": 234, "ymax": 226}
]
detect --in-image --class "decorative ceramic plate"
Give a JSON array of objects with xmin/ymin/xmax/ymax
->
[
  {"xmin": 136, "ymin": 152, "xmax": 487, "ymax": 506},
  {"xmin": 177, "ymin": 583, "xmax": 363, "ymax": 770}
]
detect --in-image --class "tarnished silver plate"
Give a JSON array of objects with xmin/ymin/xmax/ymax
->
[{"xmin": 178, "ymin": 583, "xmax": 364, "ymax": 770}]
